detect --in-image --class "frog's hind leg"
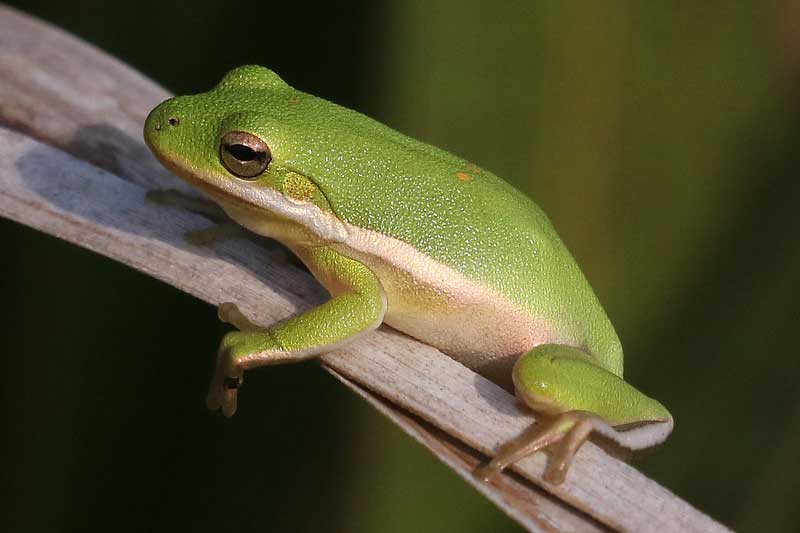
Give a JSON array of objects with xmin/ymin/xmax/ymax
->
[{"xmin": 476, "ymin": 344, "xmax": 673, "ymax": 484}]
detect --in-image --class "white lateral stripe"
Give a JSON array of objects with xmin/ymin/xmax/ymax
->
[
  {"xmin": 591, "ymin": 415, "xmax": 674, "ymax": 450},
  {"xmin": 240, "ymin": 180, "xmax": 531, "ymax": 316}
]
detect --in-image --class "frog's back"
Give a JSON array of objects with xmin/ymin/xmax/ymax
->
[{"xmin": 258, "ymin": 85, "xmax": 622, "ymax": 376}]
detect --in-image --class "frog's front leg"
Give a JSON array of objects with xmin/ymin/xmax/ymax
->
[
  {"xmin": 207, "ymin": 246, "xmax": 386, "ymax": 417},
  {"xmin": 476, "ymin": 344, "xmax": 673, "ymax": 484}
]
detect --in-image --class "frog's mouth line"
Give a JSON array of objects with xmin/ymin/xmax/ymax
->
[
  {"xmin": 152, "ymin": 148, "xmax": 324, "ymax": 208},
  {"xmin": 153, "ymin": 150, "xmax": 351, "ymax": 243},
  {"xmin": 151, "ymin": 148, "xmax": 276, "ymax": 208}
]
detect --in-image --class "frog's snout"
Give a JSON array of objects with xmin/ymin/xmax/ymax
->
[{"xmin": 143, "ymin": 99, "xmax": 182, "ymax": 147}]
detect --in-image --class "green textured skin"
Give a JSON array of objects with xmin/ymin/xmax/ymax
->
[
  {"xmin": 207, "ymin": 244, "xmax": 386, "ymax": 416},
  {"xmin": 144, "ymin": 66, "xmax": 671, "ymax": 427},
  {"xmin": 147, "ymin": 66, "xmax": 620, "ymax": 371},
  {"xmin": 513, "ymin": 345, "xmax": 670, "ymax": 425},
  {"xmin": 220, "ymin": 247, "xmax": 384, "ymax": 364}
]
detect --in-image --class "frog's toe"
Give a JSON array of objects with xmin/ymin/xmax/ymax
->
[
  {"xmin": 218, "ymin": 302, "xmax": 261, "ymax": 332},
  {"xmin": 206, "ymin": 363, "xmax": 243, "ymax": 416},
  {"xmin": 205, "ymin": 362, "xmax": 226, "ymax": 412},
  {"xmin": 205, "ymin": 386, "xmax": 221, "ymax": 412},
  {"xmin": 542, "ymin": 413, "xmax": 595, "ymax": 484},
  {"xmin": 475, "ymin": 415, "xmax": 568, "ymax": 483},
  {"xmin": 475, "ymin": 411, "xmax": 596, "ymax": 485},
  {"xmin": 220, "ymin": 380, "xmax": 240, "ymax": 418},
  {"xmin": 206, "ymin": 333, "xmax": 246, "ymax": 415}
]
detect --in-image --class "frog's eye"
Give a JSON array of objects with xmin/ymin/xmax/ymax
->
[{"xmin": 220, "ymin": 131, "xmax": 271, "ymax": 179}]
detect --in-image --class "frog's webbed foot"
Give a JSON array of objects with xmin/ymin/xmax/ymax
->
[{"xmin": 475, "ymin": 411, "xmax": 596, "ymax": 485}]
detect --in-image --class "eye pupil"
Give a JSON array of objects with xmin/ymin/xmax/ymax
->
[
  {"xmin": 228, "ymin": 143, "xmax": 258, "ymax": 162},
  {"xmin": 219, "ymin": 131, "xmax": 271, "ymax": 179}
]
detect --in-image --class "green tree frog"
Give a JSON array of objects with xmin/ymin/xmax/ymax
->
[{"xmin": 143, "ymin": 66, "xmax": 672, "ymax": 484}]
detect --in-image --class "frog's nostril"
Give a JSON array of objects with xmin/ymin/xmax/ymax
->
[{"xmin": 168, "ymin": 116, "xmax": 180, "ymax": 127}]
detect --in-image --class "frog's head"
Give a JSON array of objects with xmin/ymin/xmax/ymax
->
[{"xmin": 144, "ymin": 66, "xmax": 341, "ymax": 237}]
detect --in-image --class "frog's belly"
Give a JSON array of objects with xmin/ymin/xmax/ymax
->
[{"xmin": 338, "ymin": 245, "xmax": 560, "ymax": 389}]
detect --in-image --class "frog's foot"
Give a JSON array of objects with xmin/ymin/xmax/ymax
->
[
  {"xmin": 205, "ymin": 304, "xmax": 266, "ymax": 415},
  {"xmin": 205, "ymin": 330, "xmax": 252, "ymax": 417},
  {"xmin": 475, "ymin": 411, "xmax": 596, "ymax": 484}
]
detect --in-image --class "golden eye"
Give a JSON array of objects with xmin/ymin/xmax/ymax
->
[{"xmin": 220, "ymin": 131, "xmax": 271, "ymax": 179}]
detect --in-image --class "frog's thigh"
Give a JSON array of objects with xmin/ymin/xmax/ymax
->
[
  {"xmin": 513, "ymin": 344, "xmax": 670, "ymax": 425},
  {"xmin": 477, "ymin": 344, "xmax": 672, "ymax": 484}
]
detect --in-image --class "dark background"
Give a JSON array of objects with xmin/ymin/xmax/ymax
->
[{"xmin": 3, "ymin": 2, "xmax": 800, "ymax": 532}]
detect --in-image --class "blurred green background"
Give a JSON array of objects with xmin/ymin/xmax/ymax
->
[{"xmin": 3, "ymin": 1, "xmax": 799, "ymax": 531}]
